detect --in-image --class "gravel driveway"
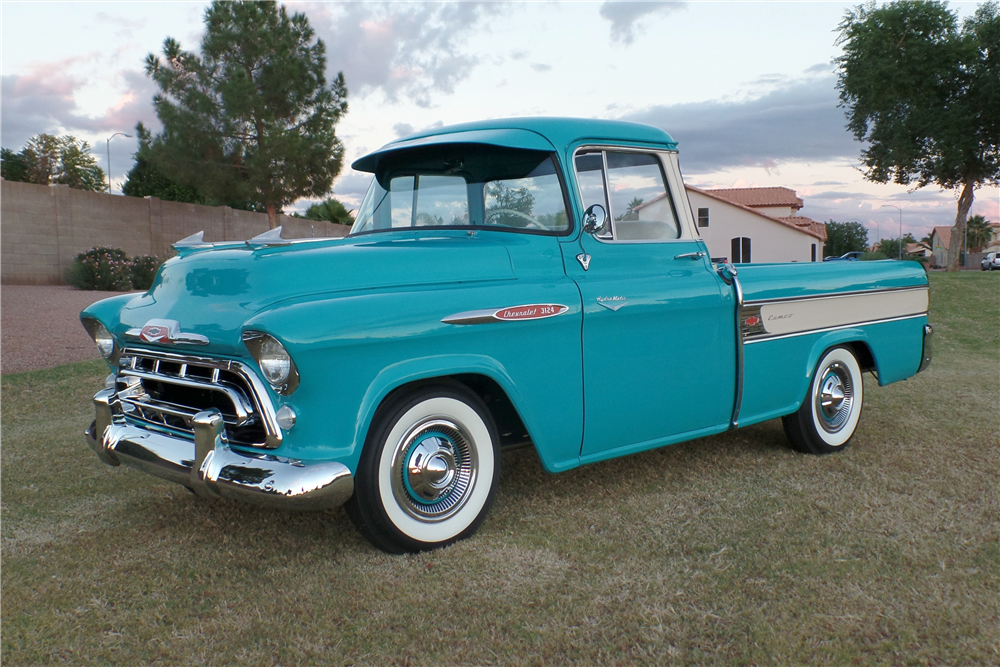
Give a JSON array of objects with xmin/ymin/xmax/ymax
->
[{"xmin": 1, "ymin": 286, "xmax": 136, "ymax": 374}]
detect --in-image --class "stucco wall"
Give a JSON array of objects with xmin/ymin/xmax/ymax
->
[
  {"xmin": 1, "ymin": 180, "xmax": 349, "ymax": 285},
  {"xmin": 683, "ymin": 190, "xmax": 822, "ymax": 263}
]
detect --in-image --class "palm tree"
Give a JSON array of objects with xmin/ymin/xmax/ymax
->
[{"xmin": 966, "ymin": 215, "xmax": 994, "ymax": 252}]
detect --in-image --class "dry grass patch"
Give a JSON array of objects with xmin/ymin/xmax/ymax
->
[{"xmin": 2, "ymin": 272, "xmax": 998, "ymax": 665}]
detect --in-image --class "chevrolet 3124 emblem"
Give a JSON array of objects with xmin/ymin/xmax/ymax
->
[
  {"xmin": 442, "ymin": 304, "xmax": 569, "ymax": 325},
  {"xmin": 124, "ymin": 319, "xmax": 210, "ymax": 345}
]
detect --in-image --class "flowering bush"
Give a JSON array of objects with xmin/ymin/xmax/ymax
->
[
  {"xmin": 130, "ymin": 255, "xmax": 164, "ymax": 290},
  {"xmin": 68, "ymin": 247, "xmax": 134, "ymax": 291}
]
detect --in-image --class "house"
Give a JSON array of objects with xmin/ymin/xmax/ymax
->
[
  {"xmin": 906, "ymin": 242, "xmax": 932, "ymax": 258},
  {"xmin": 662, "ymin": 186, "xmax": 826, "ymax": 263},
  {"xmin": 930, "ymin": 226, "xmax": 951, "ymax": 267}
]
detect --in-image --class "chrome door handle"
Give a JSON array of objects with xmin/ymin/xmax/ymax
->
[{"xmin": 673, "ymin": 251, "xmax": 706, "ymax": 260}]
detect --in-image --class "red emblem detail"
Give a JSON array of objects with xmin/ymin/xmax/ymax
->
[
  {"xmin": 744, "ymin": 316, "xmax": 761, "ymax": 328},
  {"xmin": 494, "ymin": 304, "xmax": 568, "ymax": 321},
  {"xmin": 140, "ymin": 325, "xmax": 171, "ymax": 344}
]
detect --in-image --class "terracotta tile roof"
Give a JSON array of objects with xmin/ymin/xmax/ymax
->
[
  {"xmin": 686, "ymin": 186, "xmax": 827, "ymax": 242},
  {"xmin": 931, "ymin": 225, "xmax": 952, "ymax": 250},
  {"xmin": 777, "ymin": 216, "xmax": 828, "ymax": 242},
  {"xmin": 702, "ymin": 187, "xmax": 803, "ymax": 210}
]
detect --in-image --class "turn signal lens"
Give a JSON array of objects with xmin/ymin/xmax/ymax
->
[{"xmin": 94, "ymin": 323, "xmax": 115, "ymax": 359}]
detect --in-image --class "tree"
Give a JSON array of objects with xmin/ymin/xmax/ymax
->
[
  {"xmin": 965, "ymin": 214, "xmax": 994, "ymax": 251},
  {"xmin": 301, "ymin": 196, "xmax": 354, "ymax": 225},
  {"xmin": 0, "ymin": 134, "xmax": 105, "ymax": 191},
  {"xmin": 143, "ymin": 0, "xmax": 349, "ymax": 227},
  {"xmin": 122, "ymin": 123, "xmax": 204, "ymax": 203},
  {"xmin": 876, "ymin": 233, "xmax": 918, "ymax": 260},
  {"xmin": 1, "ymin": 148, "xmax": 27, "ymax": 182},
  {"xmin": 823, "ymin": 220, "xmax": 870, "ymax": 257},
  {"xmin": 836, "ymin": 1, "xmax": 1000, "ymax": 271}
]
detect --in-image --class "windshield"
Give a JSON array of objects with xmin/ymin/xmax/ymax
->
[{"xmin": 350, "ymin": 145, "xmax": 569, "ymax": 235}]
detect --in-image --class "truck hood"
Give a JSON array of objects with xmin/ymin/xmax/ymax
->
[{"xmin": 109, "ymin": 234, "xmax": 515, "ymax": 355}]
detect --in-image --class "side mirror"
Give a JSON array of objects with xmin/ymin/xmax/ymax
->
[{"xmin": 582, "ymin": 204, "xmax": 608, "ymax": 235}]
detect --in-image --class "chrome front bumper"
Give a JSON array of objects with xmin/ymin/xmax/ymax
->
[{"xmin": 86, "ymin": 389, "xmax": 354, "ymax": 510}]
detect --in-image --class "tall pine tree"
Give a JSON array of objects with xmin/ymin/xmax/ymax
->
[{"xmin": 144, "ymin": 1, "xmax": 348, "ymax": 227}]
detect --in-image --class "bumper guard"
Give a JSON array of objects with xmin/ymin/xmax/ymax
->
[{"xmin": 86, "ymin": 389, "xmax": 354, "ymax": 510}]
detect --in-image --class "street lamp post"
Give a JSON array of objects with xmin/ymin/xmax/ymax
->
[
  {"xmin": 881, "ymin": 204, "xmax": 903, "ymax": 260},
  {"xmin": 105, "ymin": 132, "xmax": 132, "ymax": 194}
]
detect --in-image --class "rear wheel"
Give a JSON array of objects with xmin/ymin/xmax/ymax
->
[
  {"xmin": 782, "ymin": 347, "xmax": 864, "ymax": 455},
  {"xmin": 346, "ymin": 382, "xmax": 499, "ymax": 553}
]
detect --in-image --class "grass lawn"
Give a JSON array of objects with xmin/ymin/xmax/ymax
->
[{"xmin": 2, "ymin": 272, "xmax": 997, "ymax": 665}]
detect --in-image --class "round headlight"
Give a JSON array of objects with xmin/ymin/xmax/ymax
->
[
  {"xmin": 93, "ymin": 322, "xmax": 115, "ymax": 359},
  {"xmin": 258, "ymin": 336, "xmax": 292, "ymax": 387}
]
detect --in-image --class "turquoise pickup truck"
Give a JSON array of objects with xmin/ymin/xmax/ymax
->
[{"xmin": 82, "ymin": 118, "xmax": 933, "ymax": 553}]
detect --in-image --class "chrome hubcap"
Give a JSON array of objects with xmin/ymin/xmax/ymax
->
[
  {"xmin": 815, "ymin": 362, "xmax": 854, "ymax": 432},
  {"xmin": 405, "ymin": 436, "xmax": 457, "ymax": 501},
  {"xmin": 391, "ymin": 418, "xmax": 476, "ymax": 522}
]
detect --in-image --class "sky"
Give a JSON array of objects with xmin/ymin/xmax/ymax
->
[{"xmin": 2, "ymin": 0, "xmax": 997, "ymax": 244}]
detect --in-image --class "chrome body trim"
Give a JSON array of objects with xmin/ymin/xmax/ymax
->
[
  {"xmin": 172, "ymin": 231, "xmax": 210, "ymax": 250},
  {"xmin": 739, "ymin": 286, "xmax": 928, "ymax": 342},
  {"xmin": 917, "ymin": 324, "xmax": 933, "ymax": 373},
  {"xmin": 246, "ymin": 226, "xmax": 292, "ymax": 248},
  {"xmin": 729, "ymin": 267, "xmax": 745, "ymax": 429},
  {"xmin": 442, "ymin": 304, "xmax": 569, "ymax": 325},
  {"xmin": 120, "ymin": 347, "xmax": 282, "ymax": 448},
  {"xmin": 742, "ymin": 285, "xmax": 927, "ymax": 307},
  {"xmin": 124, "ymin": 319, "xmax": 211, "ymax": 346},
  {"xmin": 742, "ymin": 313, "xmax": 928, "ymax": 345},
  {"xmin": 85, "ymin": 401, "xmax": 354, "ymax": 511}
]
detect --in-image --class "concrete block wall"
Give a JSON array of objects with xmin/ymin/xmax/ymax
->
[{"xmin": 1, "ymin": 179, "xmax": 350, "ymax": 285}]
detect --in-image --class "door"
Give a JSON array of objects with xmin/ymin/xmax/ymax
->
[{"xmin": 566, "ymin": 149, "xmax": 736, "ymax": 458}]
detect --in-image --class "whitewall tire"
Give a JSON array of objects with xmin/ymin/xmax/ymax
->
[
  {"xmin": 347, "ymin": 382, "xmax": 500, "ymax": 553},
  {"xmin": 782, "ymin": 347, "xmax": 864, "ymax": 455}
]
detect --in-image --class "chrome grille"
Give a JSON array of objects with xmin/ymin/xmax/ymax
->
[{"xmin": 116, "ymin": 348, "xmax": 279, "ymax": 448}]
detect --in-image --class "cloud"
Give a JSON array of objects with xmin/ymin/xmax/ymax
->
[
  {"xmin": 620, "ymin": 75, "xmax": 857, "ymax": 173},
  {"xmin": 306, "ymin": 2, "xmax": 508, "ymax": 105},
  {"xmin": 530, "ymin": 63, "xmax": 552, "ymax": 73},
  {"xmin": 599, "ymin": 1, "xmax": 687, "ymax": 45},
  {"xmin": 1, "ymin": 62, "xmax": 159, "ymax": 150}
]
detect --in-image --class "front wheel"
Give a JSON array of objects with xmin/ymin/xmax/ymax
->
[
  {"xmin": 346, "ymin": 383, "xmax": 500, "ymax": 553},
  {"xmin": 782, "ymin": 347, "xmax": 864, "ymax": 455}
]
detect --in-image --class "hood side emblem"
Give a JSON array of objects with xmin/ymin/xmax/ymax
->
[
  {"xmin": 597, "ymin": 296, "xmax": 627, "ymax": 311},
  {"xmin": 442, "ymin": 304, "xmax": 570, "ymax": 325},
  {"xmin": 125, "ymin": 319, "xmax": 210, "ymax": 346}
]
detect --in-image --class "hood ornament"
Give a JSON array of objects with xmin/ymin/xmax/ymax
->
[{"xmin": 125, "ymin": 319, "xmax": 210, "ymax": 346}]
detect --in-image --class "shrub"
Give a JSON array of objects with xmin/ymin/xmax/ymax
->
[
  {"xmin": 130, "ymin": 255, "xmax": 164, "ymax": 290},
  {"xmin": 68, "ymin": 247, "xmax": 133, "ymax": 291}
]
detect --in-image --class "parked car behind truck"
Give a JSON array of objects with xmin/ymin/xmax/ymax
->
[{"xmin": 82, "ymin": 118, "xmax": 933, "ymax": 553}]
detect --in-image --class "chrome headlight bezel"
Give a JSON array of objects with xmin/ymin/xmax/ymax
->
[
  {"xmin": 82, "ymin": 318, "xmax": 119, "ymax": 363},
  {"xmin": 242, "ymin": 331, "xmax": 300, "ymax": 395}
]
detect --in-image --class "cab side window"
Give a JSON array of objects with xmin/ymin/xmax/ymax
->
[{"xmin": 575, "ymin": 150, "xmax": 680, "ymax": 242}]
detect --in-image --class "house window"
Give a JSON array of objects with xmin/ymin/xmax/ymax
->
[
  {"xmin": 697, "ymin": 207, "xmax": 709, "ymax": 227},
  {"xmin": 731, "ymin": 237, "xmax": 751, "ymax": 263},
  {"xmin": 811, "ymin": 244, "xmax": 817, "ymax": 262}
]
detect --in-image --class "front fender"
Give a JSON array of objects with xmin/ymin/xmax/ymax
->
[{"xmin": 353, "ymin": 354, "xmax": 523, "ymax": 452}]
